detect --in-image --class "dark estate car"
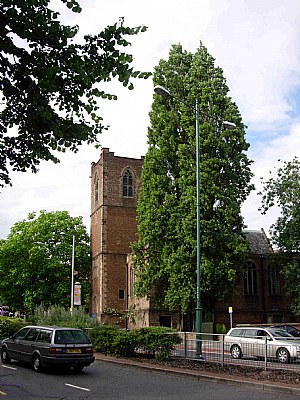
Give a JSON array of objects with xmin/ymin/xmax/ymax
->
[
  {"xmin": 0, "ymin": 325, "xmax": 95, "ymax": 372},
  {"xmin": 270, "ymin": 325, "xmax": 300, "ymax": 337}
]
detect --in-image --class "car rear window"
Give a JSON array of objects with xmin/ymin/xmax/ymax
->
[{"xmin": 54, "ymin": 330, "xmax": 91, "ymax": 344}]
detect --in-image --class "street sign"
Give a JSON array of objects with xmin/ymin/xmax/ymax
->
[{"xmin": 74, "ymin": 282, "xmax": 81, "ymax": 306}]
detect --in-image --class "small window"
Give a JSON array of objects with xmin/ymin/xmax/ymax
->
[
  {"xmin": 119, "ymin": 289, "xmax": 125, "ymax": 300},
  {"xmin": 129, "ymin": 266, "xmax": 135, "ymax": 297},
  {"xmin": 94, "ymin": 173, "xmax": 99, "ymax": 203},
  {"xmin": 123, "ymin": 169, "xmax": 134, "ymax": 198},
  {"xmin": 37, "ymin": 329, "xmax": 52, "ymax": 343}
]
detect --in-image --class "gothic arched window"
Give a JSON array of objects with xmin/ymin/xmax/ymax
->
[
  {"xmin": 268, "ymin": 263, "xmax": 281, "ymax": 296},
  {"xmin": 244, "ymin": 261, "xmax": 257, "ymax": 295},
  {"xmin": 123, "ymin": 169, "xmax": 134, "ymax": 198}
]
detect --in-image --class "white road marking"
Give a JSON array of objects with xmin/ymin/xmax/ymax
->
[
  {"xmin": 65, "ymin": 383, "xmax": 91, "ymax": 392},
  {"xmin": 1, "ymin": 365, "xmax": 17, "ymax": 370}
]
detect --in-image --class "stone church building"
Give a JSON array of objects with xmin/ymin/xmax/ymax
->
[{"xmin": 90, "ymin": 148, "xmax": 298, "ymax": 330}]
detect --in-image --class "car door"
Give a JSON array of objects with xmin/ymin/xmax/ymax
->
[
  {"xmin": 35, "ymin": 329, "xmax": 53, "ymax": 359},
  {"xmin": 20, "ymin": 328, "xmax": 40, "ymax": 363},
  {"xmin": 254, "ymin": 330, "xmax": 269, "ymax": 358},
  {"xmin": 240, "ymin": 329, "xmax": 258, "ymax": 356},
  {"xmin": 7, "ymin": 327, "xmax": 31, "ymax": 361}
]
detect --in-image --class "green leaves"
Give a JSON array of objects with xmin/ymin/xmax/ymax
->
[
  {"xmin": 60, "ymin": 0, "xmax": 82, "ymax": 13},
  {"xmin": 132, "ymin": 43, "xmax": 253, "ymax": 316},
  {"xmin": 0, "ymin": 1, "xmax": 150, "ymax": 186},
  {"xmin": 260, "ymin": 158, "xmax": 300, "ymax": 315},
  {"xmin": 260, "ymin": 157, "xmax": 300, "ymax": 251},
  {"xmin": 0, "ymin": 211, "xmax": 90, "ymax": 312}
]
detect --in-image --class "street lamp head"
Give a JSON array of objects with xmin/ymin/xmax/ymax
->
[
  {"xmin": 223, "ymin": 121, "xmax": 236, "ymax": 129},
  {"xmin": 154, "ymin": 85, "xmax": 172, "ymax": 98}
]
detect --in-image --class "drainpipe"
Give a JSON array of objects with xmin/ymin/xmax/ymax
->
[{"xmin": 260, "ymin": 254, "xmax": 267, "ymax": 323}]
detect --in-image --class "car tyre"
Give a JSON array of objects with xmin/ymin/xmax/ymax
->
[
  {"xmin": 32, "ymin": 354, "xmax": 43, "ymax": 372},
  {"xmin": 277, "ymin": 347, "xmax": 290, "ymax": 364},
  {"xmin": 230, "ymin": 344, "xmax": 242, "ymax": 359},
  {"xmin": 1, "ymin": 347, "xmax": 11, "ymax": 364}
]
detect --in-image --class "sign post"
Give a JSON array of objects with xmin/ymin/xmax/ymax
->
[
  {"xmin": 228, "ymin": 306, "xmax": 233, "ymax": 329},
  {"xmin": 74, "ymin": 282, "xmax": 81, "ymax": 306}
]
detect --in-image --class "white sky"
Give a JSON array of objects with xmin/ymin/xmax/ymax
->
[{"xmin": 1, "ymin": 0, "xmax": 300, "ymax": 239}]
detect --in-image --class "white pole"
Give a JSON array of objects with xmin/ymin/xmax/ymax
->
[{"xmin": 70, "ymin": 235, "xmax": 75, "ymax": 314}]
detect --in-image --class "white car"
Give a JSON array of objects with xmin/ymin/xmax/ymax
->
[{"xmin": 224, "ymin": 326, "xmax": 300, "ymax": 364}]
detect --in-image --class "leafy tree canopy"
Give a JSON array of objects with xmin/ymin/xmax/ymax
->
[
  {"xmin": 0, "ymin": 0, "xmax": 150, "ymax": 186},
  {"xmin": 132, "ymin": 43, "xmax": 254, "ymax": 316},
  {"xmin": 260, "ymin": 157, "xmax": 300, "ymax": 314},
  {"xmin": 0, "ymin": 210, "xmax": 90, "ymax": 312}
]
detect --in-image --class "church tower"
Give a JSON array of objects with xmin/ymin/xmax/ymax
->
[{"xmin": 90, "ymin": 148, "xmax": 143, "ymax": 325}]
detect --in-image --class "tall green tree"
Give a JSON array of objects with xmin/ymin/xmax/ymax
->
[
  {"xmin": 132, "ymin": 43, "xmax": 254, "ymax": 319},
  {"xmin": 0, "ymin": 210, "xmax": 90, "ymax": 312},
  {"xmin": 260, "ymin": 157, "xmax": 300, "ymax": 314},
  {"xmin": 0, "ymin": 0, "xmax": 150, "ymax": 187}
]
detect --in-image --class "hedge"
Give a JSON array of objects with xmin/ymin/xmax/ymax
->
[
  {"xmin": 88, "ymin": 325, "xmax": 181, "ymax": 361},
  {"xmin": 0, "ymin": 317, "xmax": 26, "ymax": 340}
]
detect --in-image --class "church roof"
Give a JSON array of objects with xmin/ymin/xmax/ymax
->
[{"xmin": 244, "ymin": 229, "xmax": 273, "ymax": 255}]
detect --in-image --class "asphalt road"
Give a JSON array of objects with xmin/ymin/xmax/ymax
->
[{"xmin": 0, "ymin": 359, "xmax": 298, "ymax": 400}]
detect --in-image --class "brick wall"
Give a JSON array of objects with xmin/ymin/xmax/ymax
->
[{"xmin": 90, "ymin": 149, "xmax": 143, "ymax": 325}]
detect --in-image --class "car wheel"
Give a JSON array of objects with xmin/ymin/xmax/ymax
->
[
  {"xmin": 230, "ymin": 344, "xmax": 242, "ymax": 359},
  {"xmin": 1, "ymin": 347, "xmax": 11, "ymax": 364},
  {"xmin": 32, "ymin": 354, "xmax": 43, "ymax": 372},
  {"xmin": 277, "ymin": 347, "xmax": 290, "ymax": 364}
]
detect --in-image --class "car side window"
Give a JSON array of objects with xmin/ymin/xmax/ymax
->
[
  {"xmin": 229, "ymin": 329, "xmax": 244, "ymax": 337},
  {"xmin": 26, "ymin": 328, "xmax": 40, "ymax": 341},
  {"xmin": 37, "ymin": 329, "xmax": 52, "ymax": 343},
  {"xmin": 243, "ymin": 329, "xmax": 257, "ymax": 338},
  {"xmin": 14, "ymin": 327, "xmax": 31, "ymax": 340},
  {"xmin": 257, "ymin": 330, "xmax": 266, "ymax": 338}
]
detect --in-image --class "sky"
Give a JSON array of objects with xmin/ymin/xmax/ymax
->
[{"xmin": 1, "ymin": 0, "xmax": 300, "ymax": 239}]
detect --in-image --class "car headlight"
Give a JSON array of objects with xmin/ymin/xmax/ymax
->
[{"xmin": 296, "ymin": 346, "xmax": 300, "ymax": 351}]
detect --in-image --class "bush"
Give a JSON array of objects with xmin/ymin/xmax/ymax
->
[
  {"xmin": 87, "ymin": 325, "xmax": 119, "ymax": 354},
  {"xmin": 89, "ymin": 325, "xmax": 181, "ymax": 361},
  {"xmin": 27, "ymin": 305, "xmax": 97, "ymax": 329},
  {"xmin": 111, "ymin": 330, "xmax": 139, "ymax": 357},
  {"xmin": 138, "ymin": 327, "xmax": 181, "ymax": 361},
  {"xmin": 216, "ymin": 323, "xmax": 227, "ymax": 335},
  {"xmin": 0, "ymin": 317, "xmax": 26, "ymax": 340}
]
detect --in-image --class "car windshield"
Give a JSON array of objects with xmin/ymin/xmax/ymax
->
[
  {"xmin": 268, "ymin": 329, "xmax": 294, "ymax": 339},
  {"xmin": 54, "ymin": 330, "xmax": 91, "ymax": 344}
]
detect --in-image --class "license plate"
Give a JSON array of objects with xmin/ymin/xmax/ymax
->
[{"xmin": 66, "ymin": 349, "xmax": 82, "ymax": 354}]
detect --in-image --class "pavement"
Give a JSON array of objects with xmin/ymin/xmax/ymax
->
[{"xmin": 95, "ymin": 353, "xmax": 300, "ymax": 397}]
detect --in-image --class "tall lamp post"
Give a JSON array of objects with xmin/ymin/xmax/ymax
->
[
  {"xmin": 154, "ymin": 85, "xmax": 236, "ymax": 357},
  {"xmin": 70, "ymin": 234, "xmax": 75, "ymax": 315}
]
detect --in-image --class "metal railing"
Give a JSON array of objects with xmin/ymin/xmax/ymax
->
[{"xmin": 154, "ymin": 332, "xmax": 300, "ymax": 372}]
